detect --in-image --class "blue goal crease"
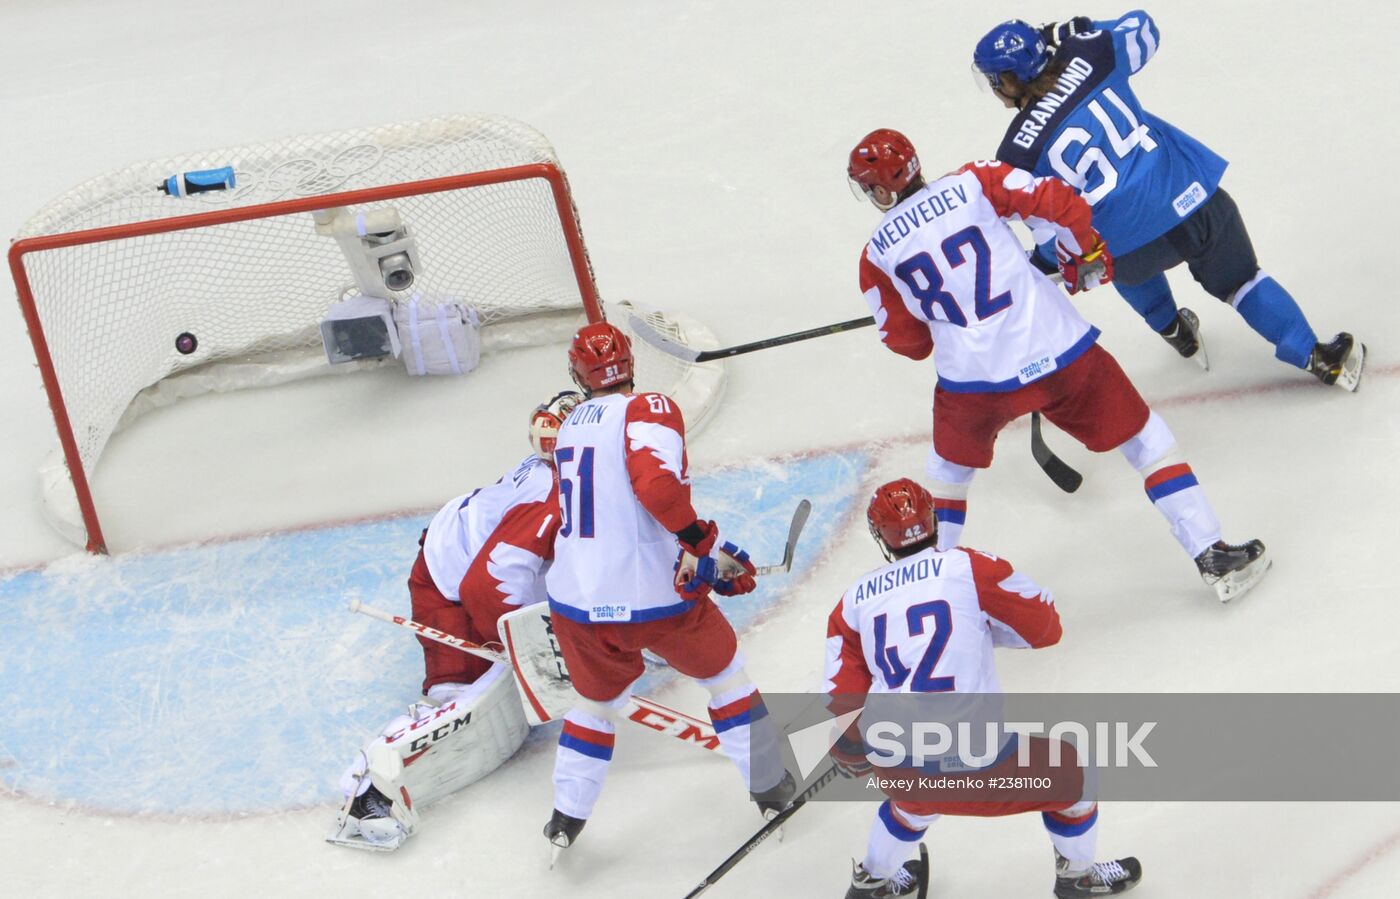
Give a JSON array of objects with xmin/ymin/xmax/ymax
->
[{"xmin": 0, "ymin": 450, "xmax": 868, "ymax": 816}]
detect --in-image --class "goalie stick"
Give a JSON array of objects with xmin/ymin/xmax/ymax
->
[
  {"xmin": 629, "ymin": 312, "xmax": 1083, "ymax": 493},
  {"xmin": 347, "ymin": 599, "xmax": 722, "ymax": 754}
]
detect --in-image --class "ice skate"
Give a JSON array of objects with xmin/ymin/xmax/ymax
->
[
  {"xmin": 1159, "ymin": 308, "xmax": 1208, "ymax": 370},
  {"xmin": 1195, "ymin": 539, "xmax": 1270, "ymax": 603},
  {"xmin": 752, "ymin": 770, "xmax": 796, "ymax": 821},
  {"xmin": 1307, "ymin": 333, "xmax": 1365, "ymax": 392},
  {"xmin": 544, "ymin": 808, "xmax": 587, "ymax": 868},
  {"xmin": 1053, "ymin": 850, "xmax": 1142, "ymax": 897},
  {"xmin": 846, "ymin": 844, "xmax": 929, "ymax": 899},
  {"xmin": 326, "ymin": 783, "xmax": 407, "ymax": 852}
]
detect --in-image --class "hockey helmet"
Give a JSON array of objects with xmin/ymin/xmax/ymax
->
[
  {"xmin": 972, "ymin": 19, "xmax": 1052, "ymax": 86},
  {"xmin": 568, "ymin": 321, "xmax": 634, "ymax": 393},
  {"xmin": 867, "ymin": 478, "xmax": 937, "ymax": 561},
  {"xmin": 530, "ymin": 390, "xmax": 584, "ymax": 461},
  {"xmin": 848, "ymin": 129, "xmax": 922, "ymax": 207}
]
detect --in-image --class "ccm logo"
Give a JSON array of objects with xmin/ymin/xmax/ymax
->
[
  {"xmin": 628, "ymin": 706, "xmax": 720, "ymax": 750},
  {"xmin": 407, "ymin": 713, "xmax": 472, "ymax": 753},
  {"xmin": 386, "ymin": 705, "xmax": 473, "ymax": 749}
]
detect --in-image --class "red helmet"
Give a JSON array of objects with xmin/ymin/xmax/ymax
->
[
  {"xmin": 867, "ymin": 478, "xmax": 937, "ymax": 560},
  {"xmin": 568, "ymin": 321, "xmax": 634, "ymax": 392},
  {"xmin": 847, "ymin": 128, "xmax": 922, "ymax": 198}
]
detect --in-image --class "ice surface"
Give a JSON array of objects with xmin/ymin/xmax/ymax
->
[{"xmin": 2, "ymin": 1, "xmax": 1397, "ymax": 897}]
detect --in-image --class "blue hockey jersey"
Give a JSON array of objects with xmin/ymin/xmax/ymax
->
[{"xmin": 994, "ymin": 10, "xmax": 1228, "ymax": 256}]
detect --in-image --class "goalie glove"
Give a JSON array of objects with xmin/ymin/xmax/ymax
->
[{"xmin": 1056, "ymin": 235, "xmax": 1115, "ymax": 294}]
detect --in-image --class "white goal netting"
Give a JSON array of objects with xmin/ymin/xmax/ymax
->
[{"xmin": 12, "ymin": 114, "xmax": 724, "ymax": 550}]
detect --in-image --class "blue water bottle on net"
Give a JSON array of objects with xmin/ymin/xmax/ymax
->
[{"xmin": 158, "ymin": 166, "xmax": 235, "ymax": 197}]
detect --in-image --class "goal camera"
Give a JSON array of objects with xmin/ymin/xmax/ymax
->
[{"xmin": 313, "ymin": 206, "xmax": 422, "ymax": 297}]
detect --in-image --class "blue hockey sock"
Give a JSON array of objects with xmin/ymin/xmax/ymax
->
[
  {"xmin": 1114, "ymin": 273, "xmax": 1178, "ymax": 333},
  {"xmin": 1233, "ymin": 274, "xmax": 1317, "ymax": 368}
]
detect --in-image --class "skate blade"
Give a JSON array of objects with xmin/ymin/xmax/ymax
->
[
  {"xmin": 548, "ymin": 842, "xmax": 565, "ymax": 870},
  {"xmin": 1336, "ymin": 341, "xmax": 1366, "ymax": 392},
  {"xmin": 1213, "ymin": 554, "xmax": 1272, "ymax": 604},
  {"xmin": 762, "ymin": 808, "xmax": 787, "ymax": 842},
  {"xmin": 1180, "ymin": 309, "xmax": 1209, "ymax": 372}
]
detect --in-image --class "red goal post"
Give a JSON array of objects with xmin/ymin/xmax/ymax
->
[{"xmin": 10, "ymin": 115, "xmax": 723, "ymax": 553}]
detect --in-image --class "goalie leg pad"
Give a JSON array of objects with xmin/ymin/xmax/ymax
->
[
  {"xmin": 327, "ymin": 663, "xmax": 529, "ymax": 851},
  {"xmin": 385, "ymin": 663, "xmax": 530, "ymax": 808}
]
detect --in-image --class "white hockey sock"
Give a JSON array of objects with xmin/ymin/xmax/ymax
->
[
  {"xmin": 552, "ymin": 707, "xmax": 618, "ymax": 820},
  {"xmin": 926, "ymin": 447, "xmax": 976, "ymax": 551},
  {"xmin": 1139, "ymin": 459, "xmax": 1221, "ymax": 558},
  {"xmin": 1118, "ymin": 413, "xmax": 1221, "ymax": 558},
  {"xmin": 863, "ymin": 801, "xmax": 935, "ymax": 879},
  {"xmin": 1044, "ymin": 801, "xmax": 1100, "ymax": 872},
  {"xmin": 701, "ymin": 662, "xmax": 783, "ymax": 793}
]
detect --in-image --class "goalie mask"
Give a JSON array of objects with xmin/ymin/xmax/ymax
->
[
  {"xmin": 568, "ymin": 321, "xmax": 634, "ymax": 393},
  {"xmin": 529, "ymin": 390, "xmax": 584, "ymax": 462},
  {"xmin": 867, "ymin": 478, "xmax": 937, "ymax": 561}
]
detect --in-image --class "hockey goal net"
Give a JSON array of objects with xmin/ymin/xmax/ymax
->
[{"xmin": 10, "ymin": 114, "xmax": 723, "ymax": 553}]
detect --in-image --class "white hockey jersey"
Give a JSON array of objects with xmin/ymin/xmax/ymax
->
[
  {"xmin": 858, "ymin": 161, "xmax": 1104, "ymax": 393},
  {"xmin": 422, "ymin": 454, "xmax": 555, "ymax": 602},
  {"xmin": 546, "ymin": 391, "xmax": 700, "ymax": 624},
  {"xmin": 824, "ymin": 546, "xmax": 1061, "ymax": 699}
]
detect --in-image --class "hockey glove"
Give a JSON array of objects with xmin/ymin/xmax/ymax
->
[
  {"xmin": 831, "ymin": 732, "xmax": 873, "ymax": 779},
  {"xmin": 1039, "ymin": 16, "xmax": 1094, "ymax": 47},
  {"xmin": 674, "ymin": 519, "xmax": 720, "ymax": 601},
  {"xmin": 712, "ymin": 542, "xmax": 758, "ymax": 596},
  {"xmin": 1056, "ymin": 235, "xmax": 1115, "ymax": 294}
]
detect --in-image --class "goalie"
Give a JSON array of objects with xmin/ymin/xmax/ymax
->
[{"xmin": 329, "ymin": 389, "xmax": 582, "ymax": 851}]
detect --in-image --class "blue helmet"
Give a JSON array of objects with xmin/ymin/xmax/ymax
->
[{"xmin": 973, "ymin": 19, "xmax": 1051, "ymax": 84}]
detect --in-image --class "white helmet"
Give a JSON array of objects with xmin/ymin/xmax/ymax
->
[{"xmin": 530, "ymin": 390, "xmax": 584, "ymax": 462}]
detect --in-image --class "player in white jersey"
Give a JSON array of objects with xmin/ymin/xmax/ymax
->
[
  {"xmin": 848, "ymin": 127, "xmax": 1269, "ymax": 603},
  {"xmin": 542, "ymin": 321, "xmax": 792, "ymax": 858},
  {"xmin": 826, "ymin": 479, "xmax": 1142, "ymax": 898},
  {"xmin": 329, "ymin": 391, "xmax": 580, "ymax": 852}
]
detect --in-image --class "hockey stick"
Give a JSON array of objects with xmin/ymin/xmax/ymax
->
[
  {"xmin": 681, "ymin": 762, "xmax": 843, "ymax": 899},
  {"xmin": 348, "ymin": 600, "xmax": 721, "ymax": 753},
  {"xmin": 631, "ymin": 314, "xmax": 1079, "ymax": 493},
  {"xmin": 753, "ymin": 499, "xmax": 811, "ymax": 576},
  {"xmin": 1029, "ymin": 412, "xmax": 1083, "ymax": 493},
  {"xmin": 629, "ymin": 311, "xmax": 875, "ymax": 364}
]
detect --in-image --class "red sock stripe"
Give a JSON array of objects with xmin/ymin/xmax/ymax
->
[
  {"xmin": 709, "ymin": 690, "xmax": 757, "ymax": 727},
  {"xmin": 933, "ymin": 499, "xmax": 967, "ymax": 512},
  {"xmin": 1143, "ymin": 463, "xmax": 1193, "ymax": 492},
  {"xmin": 1045, "ymin": 803, "xmax": 1097, "ymax": 826},
  {"xmin": 561, "ymin": 720, "xmax": 616, "ymax": 750}
]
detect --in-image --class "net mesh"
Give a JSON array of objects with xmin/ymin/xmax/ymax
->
[
  {"xmin": 15, "ymin": 115, "xmax": 588, "ymax": 479},
  {"xmin": 13, "ymin": 114, "xmax": 725, "ymax": 549}
]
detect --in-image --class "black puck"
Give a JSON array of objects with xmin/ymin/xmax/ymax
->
[{"xmin": 175, "ymin": 332, "xmax": 198, "ymax": 355}]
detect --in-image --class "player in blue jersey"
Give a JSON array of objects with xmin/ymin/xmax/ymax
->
[{"xmin": 972, "ymin": 12, "xmax": 1365, "ymax": 391}]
